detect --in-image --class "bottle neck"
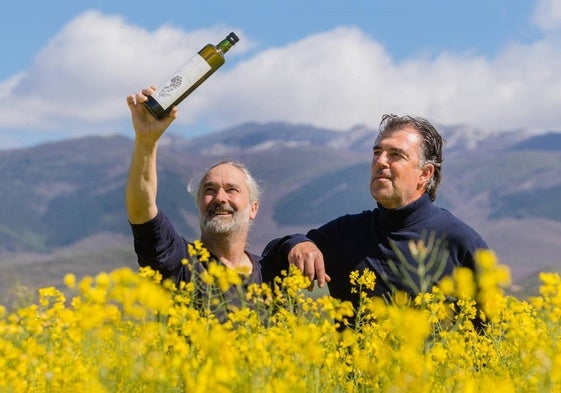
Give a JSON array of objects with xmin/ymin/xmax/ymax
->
[{"xmin": 217, "ymin": 39, "xmax": 234, "ymax": 54}]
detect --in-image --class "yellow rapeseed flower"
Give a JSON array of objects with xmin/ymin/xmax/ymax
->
[
  {"xmin": 2, "ymin": 257, "xmax": 561, "ymax": 392},
  {"xmin": 63, "ymin": 273, "xmax": 76, "ymax": 289},
  {"xmin": 453, "ymin": 267, "xmax": 476, "ymax": 300}
]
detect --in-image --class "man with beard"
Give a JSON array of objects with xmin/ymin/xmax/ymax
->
[{"xmin": 126, "ymin": 86, "xmax": 279, "ymax": 317}]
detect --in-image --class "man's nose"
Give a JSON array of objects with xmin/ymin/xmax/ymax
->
[
  {"xmin": 373, "ymin": 152, "xmax": 389, "ymax": 168},
  {"xmin": 214, "ymin": 187, "xmax": 228, "ymax": 202}
]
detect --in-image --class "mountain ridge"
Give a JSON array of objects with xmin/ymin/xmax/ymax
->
[{"xmin": 1, "ymin": 122, "xmax": 560, "ymax": 300}]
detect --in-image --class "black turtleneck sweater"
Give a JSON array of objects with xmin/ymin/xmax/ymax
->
[
  {"xmin": 262, "ymin": 193, "xmax": 488, "ymax": 307},
  {"xmin": 130, "ymin": 210, "xmax": 277, "ymax": 322}
]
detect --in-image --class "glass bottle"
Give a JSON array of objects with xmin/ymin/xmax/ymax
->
[{"xmin": 144, "ymin": 32, "xmax": 239, "ymax": 119}]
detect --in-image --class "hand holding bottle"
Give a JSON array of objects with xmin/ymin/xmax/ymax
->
[{"xmin": 127, "ymin": 86, "xmax": 178, "ymax": 144}]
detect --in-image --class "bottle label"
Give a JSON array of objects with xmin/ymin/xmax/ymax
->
[{"xmin": 154, "ymin": 54, "xmax": 212, "ymax": 109}]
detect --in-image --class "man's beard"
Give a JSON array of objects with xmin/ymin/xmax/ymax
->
[{"xmin": 201, "ymin": 203, "xmax": 251, "ymax": 235}]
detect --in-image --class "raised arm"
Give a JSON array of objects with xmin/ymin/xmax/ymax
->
[{"xmin": 125, "ymin": 86, "xmax": 178, "ymax": 224}]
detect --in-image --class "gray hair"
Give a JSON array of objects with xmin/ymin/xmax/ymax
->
[{"xmin": 187, "ymin": 160, "xmax": 263, "ymax": 206}]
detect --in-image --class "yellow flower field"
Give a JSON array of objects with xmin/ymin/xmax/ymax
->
[{"xmin": 0, "ymin": 248, "xmax": 560, "ymax": 392}]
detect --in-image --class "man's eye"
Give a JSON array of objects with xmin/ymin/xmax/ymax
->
[{"xmin": 390, "ymin": 151, "xmax": 407, "ymax": 159}]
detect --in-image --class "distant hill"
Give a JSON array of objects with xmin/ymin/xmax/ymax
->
[
  {"xmin": 1, "ymin": 122, "xmax": 561, "ymax": 302},
  {"xmin": 274, "ymin": 163, "xmax": 373, "ymax": 225},
  {"xmin": 510, "ymin": 132, "xmax": 561, "ymax": 152}
]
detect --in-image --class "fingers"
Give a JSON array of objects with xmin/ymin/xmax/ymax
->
[
  {"xmin": 314, "ymin": 261, "xmax": 331, "ymax": 289},
  {"xmin": 288, "ymin": 242, "xmax": 327, "ymax": 291},
  {"xmin": 304, "ymin": 256, "xmax": 329, "ymax": 291},
  {"xmin": 127, "ymin": 86, "xmax": 179, "ymax": 123},
  {"xmin": 141, "ymin": 86, "xmax": 157, "ymax": 99},
  {"xmin": 127, "ymin": 86, "xmax": 157, "ymax": 107},
  {"xmin": 165, "ymin": 106, "xmax": 178, "ymax": 121},
  {"xmin": 127, "ymin": 86, "xmax": 178, "ymax": 126},
  {"xmin": 135, "ymin": 88, "xmax": 151, "ymax": 104}
]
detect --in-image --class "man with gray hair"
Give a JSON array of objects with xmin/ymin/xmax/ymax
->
[{"xmin": 125, "ymin": 86, "xmax": 278, "ymax": 316}]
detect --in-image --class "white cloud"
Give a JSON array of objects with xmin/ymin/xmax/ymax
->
[
  {"xmin": 0, "ymin": 10, "xmax": 249, "ymax": 144},
  {"xmin": 0, "ymin": 73, "xmax": 25, "ymax": 100},
  {"xmin": 206, "ymin": 26, "xmax": 561, "ymax": 135},
  {"xmin": 1, "ymin": 8, "xmax": 561, "ymax": 150},
  {"xmin": 532, "ymin": 0, "xmax": 561, "ymax": 31}
]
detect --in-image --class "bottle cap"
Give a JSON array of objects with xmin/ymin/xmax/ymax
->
[{"xmin": 227, "ymin": 32, "xmax": 240, "ymax": 44}]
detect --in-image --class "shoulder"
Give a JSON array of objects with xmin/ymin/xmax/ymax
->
[
  {"xmin": 432, "ymin": 206, "xmax": 488, "ymax": 249},
  {"xmin": 325, "ymin": 210, "xmax": 375, "ymax": 226},
  {"xmin": 309, "ymin": 210, "xmax": 376, "ymax": 248},
  {"xmin": 247, "ymin": 251, "xmax": 261, "ymax": 264},
  {"xmin": 313, "ymin": 210, "xmax": 375, "ymax": 238},
  {"xmin": 247, "ymin": 251, "xmax": 271, "ymax": 283},
  {"xmin": 130, "ymin": 210, "xmax": 173, "ymax": 237},
  {"xmin": 133, "ymin": 209, "xmax": 189, "ymax": 255},
  {"xmin": 130, "ymin": 209, "xmax": 171, "ymax": 231}
]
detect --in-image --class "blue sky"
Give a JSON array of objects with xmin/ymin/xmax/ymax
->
[{"xmin": 1, "ymin": 0, "xmax": 560, "ymax": 150}]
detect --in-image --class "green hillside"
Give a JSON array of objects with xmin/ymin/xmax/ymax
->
[
  {"xmin": 273, "ymin": 163, "xmax": 373, "ymax": 225},
  {"xmin": 1, "ymin": 124, "xmax": 561, "ymax": 302}
]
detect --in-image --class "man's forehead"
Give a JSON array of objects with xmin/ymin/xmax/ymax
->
[
  {"xmin": 202, "ymin": 164, "xmax": 247, "ymax": 184},
  {"xmin": 376, "ymin": 127, "xmax": 420, "ymax": 144}
]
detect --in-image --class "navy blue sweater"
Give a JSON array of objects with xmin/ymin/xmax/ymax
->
[
  {"xmin": 130, "ymin": 210, "xmax": 264, "ymax": 285},
  {"xmin": 262, "ymin": 193, "xmax": 488, "ymax": 307},
  {"xmin": 130, "ymin": 210, "xmax": 277, "ymax": 320}
]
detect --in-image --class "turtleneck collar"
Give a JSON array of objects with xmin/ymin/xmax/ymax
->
[{"xmin": 376, "ymin": 193, "xmax": 433, "ymax": 232}]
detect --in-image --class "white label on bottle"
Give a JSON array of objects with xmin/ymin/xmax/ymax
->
[{"xmin": 154, "ymin": 54, "xmax": 212, "ymax": 110}]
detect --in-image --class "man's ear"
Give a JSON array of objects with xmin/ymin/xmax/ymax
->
[
  {"xmin": 419, "ymin": 163, "xmax": 435, "ymax": 185},
  {"xmin": 249, "ymin": 202, "xmax": 259, "ymax": 220}
]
